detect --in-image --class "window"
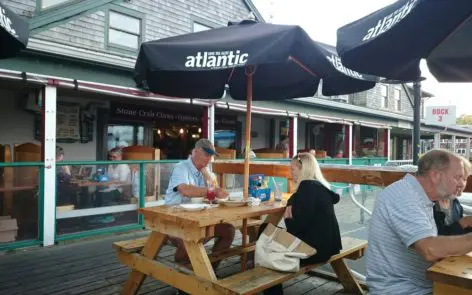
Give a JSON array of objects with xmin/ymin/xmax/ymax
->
[
  {"xmin": 40, "ymin": 0, "xmax": 73, "ymax": 9},
  {"xmin": 380, "ymin": 84, "xmax": 388, "ymax": 108},
  {"xmin": 394, "ymin": 88, "xmax": 401, "ymax": 111},
  {"xmin": 193, "ymin": 21, "xmax": 212, "ymax": 32},
  {"xmin": 107, "ymin": 11, "xmax": 141, "ymax": 51}
]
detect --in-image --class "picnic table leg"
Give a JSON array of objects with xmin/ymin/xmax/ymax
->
[
  {"xmin": 264, "ymin": 210, "xmax": 284, "ymax": 225},
  {"xmin": 241, "ymin": 218, "xmax": 248, "ymax": 271},
  {"xmin": 183, "ymin": 240, "xmax": 217, "ymax": 281},
  {"xmin": 121, "ymin": 232, "xmax": 167, "ymax": 295},
  {"xmin": 330, "ymin": 258, "xmax": 364, "ymax": 295}
]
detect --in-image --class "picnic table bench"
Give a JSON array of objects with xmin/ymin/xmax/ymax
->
[{"xmin": 114, "ymin": 202, "xmax": 367, "ymax": 295}]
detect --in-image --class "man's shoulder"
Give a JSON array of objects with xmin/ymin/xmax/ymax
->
[
  {"xmin": 173, "ymin": 159, "xmax": 191, "ymax": 171},
  {"xmin": 383, "ymin": 176, "xmax": 413, "ymax": 197}
]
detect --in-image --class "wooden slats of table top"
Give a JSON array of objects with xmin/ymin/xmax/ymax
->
[
  {"xmin": 212, "ymin": 161, "xmax": 415, "ymax": 187},
  {"xmin": 212, "ymin": 162, "xmax": 290, "ymax": 178},
  {"xmin": 69, "ymin": 180, "xmax": 130, "ymax": 187},
  {"xmin": 427, "ymin": 253, "xmax": 472, "ymax": 290},
  {"xmin": 139, "ymin": 202, "xmax": 285, "ymax": 227}
]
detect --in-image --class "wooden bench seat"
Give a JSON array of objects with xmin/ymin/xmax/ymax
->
[
  {"xmin": 113, "ymin": 219, "xmax": 264, "ymax": 253},
  {"xmin": 215, "ymin": 236, "xmax": 367, "ymax": 295}
]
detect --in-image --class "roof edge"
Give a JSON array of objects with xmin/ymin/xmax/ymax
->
[{"xmin": 243, "ymin": 0, "xmax": 265, "ymax": 22}]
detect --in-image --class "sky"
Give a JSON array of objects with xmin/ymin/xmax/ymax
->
[{"xmin": 252, "ymin": 0, "xmax": 472, "ymax": 117}]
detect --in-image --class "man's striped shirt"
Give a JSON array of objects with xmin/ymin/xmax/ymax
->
[{"xmin": 366, "ymin": 174, "xmax": 436, "ymax": 295}]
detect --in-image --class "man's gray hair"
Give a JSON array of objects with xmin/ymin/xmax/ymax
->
[{"xmin": 417, "ymin": 149, "xmax": 461, "ymax": 176}]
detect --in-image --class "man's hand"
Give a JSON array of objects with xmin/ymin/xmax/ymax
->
[
  {"xmin": 215, "ymin": 188, "xmax": 229, "ymax": 199},
  {"xmin": 459, "ymin": 216, "xmax": 472, "ymax": 229},
  {"xmin": 284, "ymin": 206, "xmax": 293, "ymax": 219}
]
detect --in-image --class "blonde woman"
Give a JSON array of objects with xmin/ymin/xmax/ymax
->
[
  {"xmin": 258, "ymin": 152, "xmax": 342, "ymax": 295},
  {"xmin": 434, "ymin": 156, "xmax": 472, "ymax": 235}
]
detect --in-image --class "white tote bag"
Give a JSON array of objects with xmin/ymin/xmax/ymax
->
[{"xmin": 254, "ymin": 224, "xmax": 316, "ymax": 273}]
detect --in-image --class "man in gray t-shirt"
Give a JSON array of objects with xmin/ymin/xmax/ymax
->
[{"xmin": 366, "ymin": 149, "xmax": 472, "ymax": 295}]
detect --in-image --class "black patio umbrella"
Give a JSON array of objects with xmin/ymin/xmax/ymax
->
[
  {"xmin": 135, "ymin": 20, "xmax": 377, "ymax": 202},
  {"xmin": 0, "ymin": 2, "xmax": 29, "ymax": 58},
  {"xmin": 135, "ymin": 19, "xmax": 378, "ymax": 270},
  {"xmin": 135, "ymin": 19, "xmax": 378, "ymax": 188},
  {"xmin": 135, "ymin": 21, "xmax": 377, "ymax": 100},
  {"xmin": 336, "ymin": 0, "xmax": 472, "ymax": 164}
]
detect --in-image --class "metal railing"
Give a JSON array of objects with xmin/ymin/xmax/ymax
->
[{"xmin": 0, "ymin": 156, "xmax": 389, "ymax": 249}]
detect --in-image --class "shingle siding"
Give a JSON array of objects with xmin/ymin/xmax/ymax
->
[
  {"xmin": 2, "ymin": 0, "xmax": 251, "ymax": 55},
  {"xmin": 348, "ymin": 84, "xmax": 414, "ymax": 117}
]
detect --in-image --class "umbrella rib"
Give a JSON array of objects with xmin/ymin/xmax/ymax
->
[
  {"xmin": 288, "ymin": 56, "xmax": 318, "ymax": 78},
  {"xmin": 227, "ymin": 67, "xmax": 236, "ymax": 83}
]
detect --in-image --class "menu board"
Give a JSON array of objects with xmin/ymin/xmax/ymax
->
[
  {"xmin": 34, "ymin": 103, "xmax": 93, "ymax": 143},
  {"xmin": 56, "ymin": 104, "xmax": 81, "ymax": 141}
]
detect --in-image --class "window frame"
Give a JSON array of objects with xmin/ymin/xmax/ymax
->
[
  {"xmin": 190, "ymin": 16, "xmax": 219, "ymax": 33},
  {"xmin": 105, "ymin": 6, "xmax": 144, "ymax": 54},
  {"xmin": 192, "ymin": 21, "xmax": 212, "ymax": 32},
  {"xmin": 380, "ymin": 84, "xmax": 388, "ymax": 109},
  {"xmin": 394, "ymin": 88, "xmax": 401, "ymax": 111},
  {"xmin": 38, "ymin": 0, "xmax": 77, "ymax": 11}
]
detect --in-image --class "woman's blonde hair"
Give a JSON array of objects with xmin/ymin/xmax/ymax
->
[{"xmin": 292, "ymin": 152, "xmax": 330, "ymax": 189}]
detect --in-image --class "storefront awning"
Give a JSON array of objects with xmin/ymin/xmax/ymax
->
[
  {"xmin": 215, "ymin": 101, "xmax": 297, "ymax": 117},
  {"xmin": 298, "ymin": 113, "xmax": 352, "ymax": 125},
  {"xmin": 0, "ymin": 68, "xmax": 210, "ymax": 106},
  {"xmin": 355, "ymin": 121, "xmax": 391, "ymax": 129}
]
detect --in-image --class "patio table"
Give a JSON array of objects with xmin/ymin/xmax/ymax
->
[
  {"xmin": 117, "ymin": 202, "xmax": 285, "ymax": 294},
  {"xmin": 427, "ymin": 252, "xmax": 472, "ymax": 295}
]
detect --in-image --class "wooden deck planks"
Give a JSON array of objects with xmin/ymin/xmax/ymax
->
[{"xmin": 0, "ymin": 231, "xmax": 360, "ymax": 295}]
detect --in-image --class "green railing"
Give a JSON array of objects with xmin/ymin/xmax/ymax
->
[
  {"xmin": 54, "ymin": 160, "xmax": 180, "ymax": 242},
  {"xmin": 0, "ymin": 157, "xmax": 387, "ymax": 250}
]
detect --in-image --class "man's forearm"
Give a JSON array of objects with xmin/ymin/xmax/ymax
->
[
  {"xmin": 416, "ymin": 233, "xmax": 472, "ymax": 262},
  {"xmin": 178, "ymin": 184, "xmax": 207, "ymax": 198}
]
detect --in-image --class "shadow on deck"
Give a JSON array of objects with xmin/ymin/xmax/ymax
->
[{"xmin": 0, "ymin": 230, "xmax": 361, "ymax": 295}]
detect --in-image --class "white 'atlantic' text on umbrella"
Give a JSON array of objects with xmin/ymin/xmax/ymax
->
[
  {"xmin": 362, "ymin": 0, "xmax": 418, "ymax": 42},
  {"xmin": 185, "ymin": 50, "xmax": 249, "ymax": 69}
]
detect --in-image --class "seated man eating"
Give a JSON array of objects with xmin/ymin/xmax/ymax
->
[{"xmin": 165, "ymin": 139, "xmax": 235, "ymax": 270}]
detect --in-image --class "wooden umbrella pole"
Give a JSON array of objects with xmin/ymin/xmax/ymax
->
[{"xmin": 241, "ymin": 68, "xmax": 254, "ymax": 271}]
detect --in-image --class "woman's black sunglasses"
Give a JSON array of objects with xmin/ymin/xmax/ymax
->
[{"xmin": 293, "ymin": 154, "xmax": 302, "ymax": 165}]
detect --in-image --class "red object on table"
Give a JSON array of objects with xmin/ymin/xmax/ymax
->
[{"xmin": 207, "ymin": 187, "xmax": 216, "ymax": 202}]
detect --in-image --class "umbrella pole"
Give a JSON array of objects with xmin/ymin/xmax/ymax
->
[
  {"xmin": 241, "ymin": 70, "xmax": 253, "ymax": 272},
  {"xmin": 413, "ymin": 81, "xmax": 421, "ymax": 165}
]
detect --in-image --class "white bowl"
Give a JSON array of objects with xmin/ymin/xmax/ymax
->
[
  {"xmin": 219, "ymin": 200, "xmax": 249, "ymax": 207},
  {"xmin": 180, "ymin": 204, "xmax": 206, "ymax": 211},
  {"xmin": 190, "ymin": 197, "xmax": 204, "ymax": 204},
  {"xmin": 228, "ymin": 195, "xmax": 244, "ymax": 202}
]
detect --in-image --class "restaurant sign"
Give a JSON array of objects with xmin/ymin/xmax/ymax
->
[
  {"xmin": 110, "ymin": 103, "xmax": 239, "ymax": 127},
  {"xmin": 110, "ymin": 103, "xmax": 200, "ymax": 124}
]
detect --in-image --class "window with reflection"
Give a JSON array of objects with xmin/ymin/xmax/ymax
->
[{"xmin": 108, "ymin": 11, "xmax": 141, "ymax": 50}]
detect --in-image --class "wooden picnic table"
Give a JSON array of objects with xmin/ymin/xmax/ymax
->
[
  {"xmin": 69, "ymin": 179, "xmax": 129, "ymax": 187},
  {"xmin": 115, "ymin": 199, "xmax": 367, "ymax": 295},
  {"xmin": 427, "ymin": 252, "xmax": 472, "ymax": 295},
  {"xmin": 212, "ymin": 161, "xmax": 472, "ymax": 192},
  {"xmin": 116, "ymin": 202, "xmax": 286, "ymax": 294}
]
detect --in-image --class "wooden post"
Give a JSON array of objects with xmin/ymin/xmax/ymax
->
[{"xmin": 242, "ymin": 71, "xmax": 253, "ymax": 271}]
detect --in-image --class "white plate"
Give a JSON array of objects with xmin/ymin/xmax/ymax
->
[
  {"xmin": 218, "ymin": 200, "xmax": 249, "ymax": 207},
  {"xmin": 179, "ymin": 204, "xmax": 207, "ymax": 211}
]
